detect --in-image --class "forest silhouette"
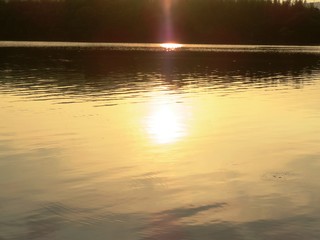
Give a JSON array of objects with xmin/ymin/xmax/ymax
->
[{"xmin": 1, "ymin": 0, "xmax": 320, "ymax": 44}]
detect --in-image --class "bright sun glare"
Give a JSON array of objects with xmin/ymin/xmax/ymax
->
[{"xmin": 160, "ymin": 43, "xmax": 183, "ymax": 51}]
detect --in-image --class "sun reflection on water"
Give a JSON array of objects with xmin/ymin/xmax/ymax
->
[{"xmin": 146, "ymin": 93, "xmax": 187, "ymax": 144}]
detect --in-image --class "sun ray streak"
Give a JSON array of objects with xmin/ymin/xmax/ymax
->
[{"xmin": 163, "ymin": 0, "xmax": 174, "ymax": 41}]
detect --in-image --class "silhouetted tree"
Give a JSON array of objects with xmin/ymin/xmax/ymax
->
[{"xmin": 0, "ymin": 0, "xmax": 319, "ymax": 44}]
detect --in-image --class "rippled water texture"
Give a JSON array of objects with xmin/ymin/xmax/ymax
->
[{"xmin": 1, "ymin": 43, "xmax": 320, "ymax": 240}]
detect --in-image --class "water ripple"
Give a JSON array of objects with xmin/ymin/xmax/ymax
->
[{"xmin": 1, "ymin": 48, "xmax": 319, "ymax": 105}]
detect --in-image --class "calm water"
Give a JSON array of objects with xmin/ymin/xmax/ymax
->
[{"xmin": 1, "ymin": 42, "xmax": 320, "ymax": 240}]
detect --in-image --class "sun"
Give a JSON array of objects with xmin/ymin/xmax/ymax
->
[{"xmin": 160, "ymin": 43, "xmax": 183, "ymax": 51}]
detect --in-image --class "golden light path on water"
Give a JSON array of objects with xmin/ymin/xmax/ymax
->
[{"xmin": 147, "ymin": 43, "xmax": 184, "ymax": 144}]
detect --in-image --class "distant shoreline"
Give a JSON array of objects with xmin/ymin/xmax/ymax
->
[
  {"xmin": 0, "ymin": 41, "xmax": 319, "ymax": 47},
  {"xmin": 1, "ymin": 42, "xmax": 319, "ymax": 54}
]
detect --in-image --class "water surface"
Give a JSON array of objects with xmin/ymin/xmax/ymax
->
[{"xmin": 1, "ymin": 43, "xmax": 320, "ymax": 240}]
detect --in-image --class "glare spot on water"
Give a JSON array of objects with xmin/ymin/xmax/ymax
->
[
  {"xmin": 147, "ymin": 105, "xmax": 182, "ymax": 144},
  {"xmin": 146, "ymin": 93, "xmax": 187, "ymax": 144}
]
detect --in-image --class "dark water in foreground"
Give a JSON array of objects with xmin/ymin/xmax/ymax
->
[{"xmin": 1, "ymin": 43, "xmax": 320, "ymax": 240}]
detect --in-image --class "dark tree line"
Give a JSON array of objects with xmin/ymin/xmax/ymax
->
[{"xmin": 1, "ymin": 0, "xmax": 320, "ymax": 44}]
